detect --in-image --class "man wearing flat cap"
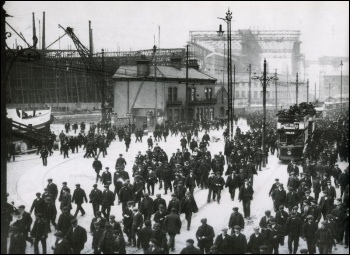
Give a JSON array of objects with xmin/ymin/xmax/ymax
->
[
  {"xmin": 302, "ymin": 215, "xmax": 318, "ymax": 254},
  {"xmin": 285, "ymin": 211, "xmax": 303, "ymax": 254},
  {"xmin": 179, "ymin": 239, "xmax": 201, "ymax": 254},
  {"xmin": 258, "ymin": 245, "xmax": 269, "ymax": 254},
  {"xmin": 228, "ymin": 207, "xmax": 245, "ymax": 230},
  {"xmin": 30, "ymin": 192, "xmax": 46, "ymax": 216},
  {"xmin": 231, "ymin": 225, "xmax": 247, "ymax": 254},
  {"xmin": 89, "ymin": 184, "xmax": 102, "ymax": 215},
  {"xmin": 72, "ymin": 184, "xmax": 88, "ymax": 218},
  {"xmin": 52, "ymin": 231, "xmax": 71, "ymax": 254},
  {"xmin": 315, "ymin": 221, "xmax": 335, "ymax": 254},
  {"xmin": 214, "ymin": 228, "xmax": 233, "ymax": 254},
  {"xmin": 47, "ymin": 178, "xmax": 58, "ymax": 202},
  {"xmin": 31, "ymin": 213, "xmax": 48, "ymax": 254},
  {"xmin": 319, "ymin": 190, "xmax": 334, "ymax": 220},
  {"xmin": 247, "ymin": 227, "xmax": 265, "ymax": 254},
  {"xmin": 239, "ymin": 178, "xmax": 254, "ymax": 218},
  {"xmin": 163, "ymin": 208, "xmax": 182, "ymax": 251},
  {"xmin": 271, "ymin": 183, "xmax": 286, "ymax": 212},
  {"xmin": 101, "ymin": 185, "xmax": 115, "ymax": 219},
  {"xmin": 196, "ymin": 218, "xmax": 215, "ymax": 254},
  {"xmin": 265, "ymin": 218, "xmax": 283, "ymax": 254},
  {"xmin": 66, "ymin": 219, "xmax": 87, "ymax": 254}
]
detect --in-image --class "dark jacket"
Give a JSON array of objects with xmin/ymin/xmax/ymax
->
[
  {"xmin": 153, "ymin": 210, "xmax": 169, "ymax": 226},
  {"xmin": 31, "ymin": 219, "xmax": 48, "ymax": 239},
  {"xmin": 153, "ymin": 197, "xmax": 167, "ymax": 212},
  {"xmin": 47, "ymin": 183, "xmax": 59, "ymax": 199},
  {"xmin": 239, "ymin": 185, "xmax": 254, "ymax": 201},
  {"xmin": 167, "ymin": 199, "xmax": 181, "ymax": 214},
  {"xmin": 101, "ymin": 189, "xmax": 115, "ymax": 206},
  {"xmin": 228, "ymin": 212, "xmax": 245, "ymax": 229},
  {"xmin": 180, "ymin": 195, "xmax": 198, "ymax": 214},
  {"xmin": 92, "ymin": 228, "xmax": 104, "ymax": 249},
  {"xmin": 89, "ymin": 189, "xmax": 102, "ymax": 204},
  {"xmin": 30, "ymin": 198, "xmax": 46, "ymax": 215},
  {"xmin": 72, "ymin": 187, "xmax": 88, "ymax": 205},
  {"xmin": 132, "ymin": 212, "xmax": 144, "ymax": 230},
  {"xmin": 214, "ymin": 233, "xmax": 233, "ymax": 254},
  {"xmin": 302, "ymin": 221, "xmax": 318, "ymax": 240},
  {"xmin": 53, "ymin": 239, "xmax": 71, "ymax": 254},
  {"xmin": 196, "ymin": 224, "xmax": 215, "ymax": 248},
  {"xmin": 247, "ymin": 233, "xmax": 265, "ymax": 254},
  {"xmin": 163, "ymin": 213, "xmax": 182, "ymax": 234},
  {"xmin": 180, "ymin": 246, "xmax": 201, "ymax": 254},
  {"xmin": 231, "ymin": 233, "xmax": 247, "ymax": 254},
  {"xmin": 57, "ymin": 213, "xmax": 75, "ymax": 235},
  {"xmin": 43, "ymin": 201, "xmax": 57, "ymax": 220},
  {"xmin": 9, "ymin": 233, "xmax": 26, "ymax": 254},
  {"xmin": 284, "ymin": 217, "xmax": 303, "ymax": 236},
  {"xmin": 140, "ymin": 197, "xmax": 155, "ymax": 215},
  {"xmin": 139, "ymin": 226, "xmax": 154, "ymax": 249},
  {"xmin": 66, "ymin": 225, "xmax": 87, "ymax": 251}
]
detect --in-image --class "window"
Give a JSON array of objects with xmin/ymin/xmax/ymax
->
[
  {"xmin": 180, "ymin": 109, "xmax": 184, "ymax": 120},
  {"xmin": 210, "ymin": 108, "xmax": 214, "ymax": 120},
  {"xmin": 235, "ymin": 91, "xmax": 240, "ymax": 98},
  {"xmin": 205, "ymin": 88, "xmax": 208, "ymax": 99},
  {"xmin": 191, "ymin": 88, "xmax": 196, "ymax": 101},
  {"xmin": 208, "ymin": 88, "xmax": 212, "ymax": 99},
  {"xmin": 174, "ymin": 109, "xmax": 179, "ymax": 121},
  {"xmin": 241, "ymin": 91, "xmax": 245, "ymax": 98},
  {"xmin": 173, "ymin": 87, "xmax": 178, "ymax": 101},
  {"xmin": 168, "ymin": 87, "xmax": 173, "ymax": 101},
  {"xmin": 186, "ymin": 88, "xmax": 191, "ymax": 101},
  {"xmin": 168, "ymin": 109, "xmax": 173, "ymax": 121},
  {"xmin": 254, "ymin": 91, "xmax": 258, "ymax": 98}
]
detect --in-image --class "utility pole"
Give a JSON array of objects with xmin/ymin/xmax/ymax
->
[
  {"xmin": 232, "ymin": 65, "xmax": 235, "ymax": 141},
  {"xmin": 1, "ymin": 2, "xmax": 9, "ymax": 253},
  {"xmin": 185, "ymin": 44, "xmax": 189, "ymax": 121},
  {"xmin": 217, "ymin": 8, "xmax": 232, "ymax": 140},
  {"xmin": 252, "ymin": 59, "xmax": 278, "ymax": 168},
  {"xmin": 275, "ymin": 69, "xmax": 277, "ymax": 112},
  {"xmin": 306, "ymin": 79, "xmax": 309, "ymax": 103},
  {"xmin": 32, "ymin": 12, "xmax": 36, "ymax": 49},
  {"xmin": 248, "ymin": 64, "xmax": 252, "ymax": 108},
  {"xmin": 262, "ymin": 60, "xmax": 267, "ymax": 167},
  {"xmin": 42, "ymin": 12, "xmax": 45, "ymax": 50},
  {"xmin": 315, "ymin": 82, "xmax": 317, "ymax": 102},
  {"xmin": 153, "ymin": 45, "xmax": 157, "ymax": 124},
  {"xmin": 340, "ymin": 60, "xmax": 343, "ymax": 112},
  {"xmin": 291, "ymin": 73, "xmax": 303, "ymax": 105}
]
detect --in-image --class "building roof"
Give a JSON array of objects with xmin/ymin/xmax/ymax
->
[{"xmin": 113, "ymin": 65, "xmax": 217, "ymax": 82}]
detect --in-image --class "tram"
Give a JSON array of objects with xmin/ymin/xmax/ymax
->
[{"xmin": 276, "ymin": 103, "xmax": 316, "ymax": 161}]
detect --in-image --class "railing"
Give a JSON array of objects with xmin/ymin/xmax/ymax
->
[{"xmin": 188, "ymin": 98, "xmax": 217, "ymax": 105}]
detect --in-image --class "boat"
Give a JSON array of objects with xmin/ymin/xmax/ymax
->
[{"xmin": 7, "ymin": 106, "xmax": 54, "ymax": 131}]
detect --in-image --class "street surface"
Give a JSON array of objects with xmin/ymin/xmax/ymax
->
[{"xmin": 7, "ymin": 119, "xmax": 349, "ymax": 254}]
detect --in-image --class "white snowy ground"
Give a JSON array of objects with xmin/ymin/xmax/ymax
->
[{"xmin": 7, "ymin": 119, "xmax": 349, "ymax": 254}]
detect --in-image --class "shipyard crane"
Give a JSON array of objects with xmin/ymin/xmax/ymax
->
[{"xmin": 59, "ymin": 25, "xmax": 113, "ymax": 124}]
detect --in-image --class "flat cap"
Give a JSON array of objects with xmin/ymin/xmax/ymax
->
[
  {"xmin": 300, "ymin": 249, "xmax": 309, "ymax": 254},
  {"xmin": 210, "ymin": 245, "xmax": 218, "ymax": 251},
  {"xmin": 221, "ymin": 228, "xmax": 228, "ymax": 232},
  {"xmin": 186, "ymin": 239, "xmax": 194, "ymax": 244},
  {"xmin": 47, "ymin": 178, "xmax": 53, "ymax": 181},
  {"xmin": 232, "ymin": 207, "xmax": 239, "ymax": 211},
  {"xmin": 275, "ymin": 178, "xmax": 279, "ymax": 181},
  {"xmin": 54, "ymin": 231, "xmax": 64, "ymax": 238},
  {"xmin": 259, "ymin": 245, "xmax": 268, "ymax": 250},
  {"xmin": 306, "ymin": 215, "xmax": 314, "ymax": 220},
  {"xmin": 127, "ymin": 201, "xmax": 134, "ymax": 205},
  {"xmin": 35, "ymin": 213, "xmax": 43, "ymax": 218},
  {"xmin": 71, "ymin": 218, "xmax": 77, "ymax": 223},
  {"xmin": 279, "ymin": 205, "xmax": 284, "ymax": 209},
  {"xmin": 62, "ymin": 181, "xmax": 67, "ymax": 185},
  {"xmin": 233, "ymin": 225, "xmax": 241, "ymax": 230},
  {"xmin": 18, "ymin": 205, "xmax": 25, "ymax": 209},
  {"xmin": 93, "ymin": 184, "xmax": 97, "ymax": 187},
  {"xmin": 201, "ymin": 218, "xmax": 207, "ymax": 223}
]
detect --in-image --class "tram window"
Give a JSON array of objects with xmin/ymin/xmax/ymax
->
[{"xmin": 279, "ymin": 133, "xmax": 287, "ymax": 143}]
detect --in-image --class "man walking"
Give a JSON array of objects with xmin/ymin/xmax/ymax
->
[
  {"xmin": 284, "ymin": 211, "xmax": 303, "ymax": 254},
  {"xmin": 72, "ymin": 184, "xmax": 88, "ymax": 218},
  {"xmin": 66, "ymin": 218, "xmax": 87, "ymax": 254},
  {"xmin": 196, "ymin": 218, "xmax": 215, "ymax": 254},
  {"xmin": 89, "ymin": 184, "xmax": 102, "ymax": 216},
  {"xmin": 163, "ymin": 208, "xmax": 182, "ymax": 252},
  {"xmin": 239, "ymin": 179, "xmax": 254, "ymax": 218}
]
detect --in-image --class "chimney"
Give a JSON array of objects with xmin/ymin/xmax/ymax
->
[
  {"xmin": 188, "ymin": 59, "xmax": 199, "ymax": 70},
  {"xmin": 136, "ymin": 55, "xmax": 150, "ymax": 77},
  {"xmin": 170, "ymin": 54, "xmax": 183, "ymax": 70}
]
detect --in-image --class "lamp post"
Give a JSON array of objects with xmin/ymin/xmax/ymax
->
[
  {"xmin": 217, "ymin": 8, "xmax": 233, "ymax": 141},
  {"xmin": 252, "ymin": 59, "xmax": 278, "ymax": 167},
  {"xmin": 340, "ymin": 61, "xmax": 343, "ymax": 112}
]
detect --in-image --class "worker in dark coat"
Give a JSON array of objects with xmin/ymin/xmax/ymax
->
[
  {"xmin": 122, "ymin": 201, "xmax": 134, "ymax": 244},
  {"xmin": 315, "ymin": 221, "xmax": 335, "ymax": 254},
  {"xmin": 66, "ymin": 218, "xmax": 87, "ymax": 254},
  {"xmin": 131, "ymin": 207, "xmax": 144, "ymax": 248},
  {"xmin": 179, "ymin": 239, "xmax": 201, "ymax": 254},
  {"xmin": 180, "ymin": 191, "xmax": 198, "ymax": 230},
  {"xmin": 195, "ymin": 218, "xmax": 215, "ymax": 254},
  {"xmin": 318, "ymin": 190, "xmax": 334, "ymax": 220},
  {"xmin": 30, "ymin": 192, "xmax": 46, "ymax": 216},
  {"xmin": 228, "ymin": 207, "xmax": 245, "ymax": 230},
  {"xmin": 302, "ymin": 215, "xmax": 318, "ymax": 254},
  {"xmin": 259, "ymin": 210, "xmax": 272, "ymax": 236},
  {"xmin": 213, "ymin": 171, "xmax": 225, "ymax": 204},
  {"xmin": 225, "ymin": 171, "xmax": 238, "ymax": 201},
  {"xmin": 140, "ymin": 193, "xmax": 154, "ymax": 221},
  {"xmin": 163, "ymin": 208, "xmax": 182, "ymax": 251},
  {"xmin": 119, "ymin": 180, "xmax": 134, "ymax": 211},
  {"xmin": 239, "ymin": 179, "xmax": 254, "ymax": 218},
  {"xmin": 214, "ymin": 228, "xmax": 233, "ymax": 254},
  {"xmin": 151, "ymin": 223, "xmax": 168, "ymax": 254},
  {"xmin": 153, "ymin": 194, "xmax": 167, "ymax": 212},
  {"xmin": 167, "ymin": 193, "xmax": 181, "ymax": 215},
  {"xmin": 271, "ymin": 184, "xmax": 286, "ymax": 212},
  {"xmin": 286, "ymin": 187, "xmax": 299, "ymax": 213},
  {"xmin": 57, "ymin": 207, "xmax": 75, "ymax": 236},
  {"xmin": 146, "ymin": 238, "xmax": 165, "ymax": 254},
  {"xmin": 231, "ymin": 225, "xmax": 247, "ymax": 254},
  {"xmin": 92, "ymin": 157, "xmax": 103, "ymax": 183},
  {"xmin": 91, "ymin": 222, "xmax": 104, "ymax": 254},
  {"xmin": 138, "ymin": 220, "xmax": 154, "ymax": 253},
  {"xmin": 101, "ymin": 184, "xmax": 115, "ymax": 219},
  {"xmin": 51, "ymin": 231, "xmax": 71, "ymax": 254},
  {"xmin": 89, "ymin": 184, "xmax": 102, "ymax": 215},
  {"xmin": 265, "ymin": 218, "xmax": 283, "ymax": 254},
  {"xmin": 285, "ymin": 211, "xmax": 303, "ymax": 254},
  {"xmin": 247, "ymin": 227, "xmax": 265, "ymax": 254},
  {"xmin": 43, "ymin": 197, "xmax": 57, "ymax": 233},
  {"xmin": 31, "ymin": 213, "xmax": 48, "ymax": 254},
  {"xmin": 13, "ymin": 205, "xmax": 33, "ymax": 245},
  {"xmin": 100, "ymin": 167, "xmax": 112, "ymax": 187},
  {"xmin": 72, "ymin": 184, "xmax": 88, "ymax": 218},
  {"xmin": 8, "ymin": 226, "xmax": 26, "ymax": 254}
]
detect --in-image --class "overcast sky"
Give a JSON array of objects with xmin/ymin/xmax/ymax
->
[{"xmin": 5, "ymin": 1, "xmax": 349, "ymax": 61}]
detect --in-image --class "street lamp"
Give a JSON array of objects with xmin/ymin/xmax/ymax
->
[
  {"xmin": 217, "ymin": 8, "xmax": 233, "ymax": 141},
  {"xmin": 251, "ymin": 59, "xmax": 278, "ymax": 167}
]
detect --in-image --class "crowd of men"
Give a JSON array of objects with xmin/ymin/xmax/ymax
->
[{"xmin": 6, "ymin": 108, "xmax": 349, "ymax": 254}]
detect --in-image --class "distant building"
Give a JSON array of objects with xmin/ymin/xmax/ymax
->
[{"xmin": 112, "ymin": 56, "xmax": 217, "ymax": 128}]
